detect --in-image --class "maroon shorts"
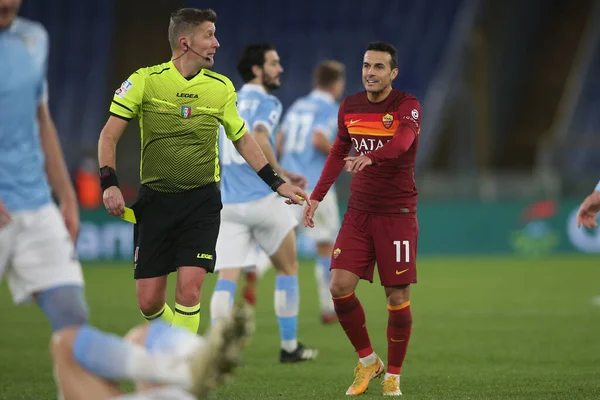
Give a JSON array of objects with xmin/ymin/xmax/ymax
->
[{"xmin": 330, "ymin": 211, "xmax": 418, "ymax": 286}]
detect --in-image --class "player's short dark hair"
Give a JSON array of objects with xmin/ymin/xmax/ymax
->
[
  {"xmin": 237, "ymin": 43, "xmax": 276, "ymax": 83},
  {"xmin": 168, "ymin": 8, "xmax": 217, "ymax": 51},
  {"xmin": 313, "ymin": 60, "xmax": 345, "ymax": 89},
  {"xmin": 366, "ymin": 41, "xmax": 398, "ymax": 70}
]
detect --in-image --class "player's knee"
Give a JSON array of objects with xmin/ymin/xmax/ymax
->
[
  {"xmin": 385, "ymin": 285, "xmax": 410, "ymax": 306},
  {"xmin": 137, "ymin": 295, "xmax": 165, "ymax": 316},
  {"xmin": 175, "ymin": 268, "xmax": 204, "ymax": 305},
  {"xmin": 136, "ymin": 285, "xmax": 168, "ymax": 315},
  {"xmin": 329, "ymin": 280, "xmax": 353, "ymax": 299},
  {"xmin": 37, "ymin": 285, "xmax": 89, "ymax": 332},
  {"xmin": 124, "ymin": 325, "xmax": 149, "ymax": 346},
  {"xmin": 273, "ymin": 257, "xmax": 299, "ymax": 275},
  {"xmin": 175, "ymin": 285, "xmax": 200, "ymax": 306}
]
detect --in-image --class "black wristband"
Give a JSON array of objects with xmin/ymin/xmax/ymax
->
[
  {"xmin": 99, "ymin": 166, "xmax": 119, "ymax": 191},
  {"xmin": 257, "ymin": 164, "xmax": 286, "ymax": 192}
]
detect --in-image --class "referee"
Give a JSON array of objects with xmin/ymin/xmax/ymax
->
[{"xmin": 98, "ymin": 8, "xmax": 308, "ymax": 333}]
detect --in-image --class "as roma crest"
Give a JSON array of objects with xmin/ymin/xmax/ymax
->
[
  {"xmin": 382, "ymin": 113, "xmax": 394, "ymax": 129},
  {"xmin": 333, "ymin": 248, "xmax": 341, "ymax": 259}
]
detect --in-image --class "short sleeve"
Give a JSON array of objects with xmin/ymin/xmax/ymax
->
[
  {"xmin": 313, "ymin": 105, "xmax": 338, "ymax": 142},
  {"xmin": 37, "ymin": 80, "xmax": 48, "ymax": 105},
  {"xmin": 221, "ymin": 86, "xmax": 246, "ymax": 141},
  {"xmin": 35, "ymin": 24, "xmax": 49, "ymax": 105},
  {"xmin": 109, "ymin": 71, "xmax": 145, "ymax": 120},
  {"xmin": 397, "ymin": 97, "xmax": 421, "ymax": 135},
  {"xmin": 252, "ymin": 97, "xmax": 282, "ymax": 136}
]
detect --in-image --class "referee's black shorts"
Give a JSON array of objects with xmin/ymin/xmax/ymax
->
[{"xmin": 130, "ymin": 183, "xmax": 222, "ymax": 279}]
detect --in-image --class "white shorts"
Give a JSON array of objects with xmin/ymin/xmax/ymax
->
[
  {"xmin": 215, "ymin": 193, "xmax": 298, "ymax": 270},
  {"xmin": 112, "ymin": 387, "xmax": 194, "ymax": 400},
  {"xmin": 291, "ymin": 191, "xmax": 340, "ymax": 244},
  {"xmin": 0, "ymin": 203, "xmax": 84, "ymax": 305}
]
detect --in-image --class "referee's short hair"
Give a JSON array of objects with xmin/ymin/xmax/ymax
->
[
  {"xmin": 168, "ymin": 8, "xmax": 217, "ymax": 51},
  {"xmin": 237, "ymin": 43, "xmax": 276, "ymax": 83}
]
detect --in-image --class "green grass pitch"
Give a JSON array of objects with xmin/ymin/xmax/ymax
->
[{"xmin": 1, "ymin": 255, "xmax": 600, "ymax": 399}]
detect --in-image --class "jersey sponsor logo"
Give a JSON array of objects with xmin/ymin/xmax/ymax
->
[
  {"xmin": 268, "ymin": 109, "xmax": 280, "ymax": 125},
  {"xmin": 382, "ymin": 113, "xmax": 394, "ymax": 129},
  {"xmin": 181, "ymin": 105, "xmax": 192, "ymax": 118},
  {"xmin": 349, "ymin": 119, "xmax": 362, "ymax": 125},
  {"xmin": 115, "ymin": 80, "xmax": 133, "ymax": 98},
  {"xmin": 351, "ymin": 137, "xmax": 390, "ymax": 155},
  {"xmin": 403, "ymin": 108, "xmax": 420, "ymax": 128},
  {"xmin": 333, "ymin": 248, "xmax": 341, "ymax": 259},
  {"xmin": 176, "ymin": 92, "xmax": 199, "ymax": 98}
]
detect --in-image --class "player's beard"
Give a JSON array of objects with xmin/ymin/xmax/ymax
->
[
  {"xmin": 0, "ymin": 6, "xmax": 18, "ymax": 29},
  {"xmin": 263, "ymin": 73, "xmax": 281, "ymax": 91}
]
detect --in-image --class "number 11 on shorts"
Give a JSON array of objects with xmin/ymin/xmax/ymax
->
[{"xmin": 394, "ymin": 240, "xmax": 410, "ymax": 263}]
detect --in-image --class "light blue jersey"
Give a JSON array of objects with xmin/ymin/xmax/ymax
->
[
  {"xmin": 219, "ymin": 84, "xmax": 282, "ymax": 204},
  {"xmin": 0, "ymin": 17, "xmax": 52, "ymax": 212},
  {"xmin": 280, "ymin": 90, "xmax": 338, "ymax": 192}
]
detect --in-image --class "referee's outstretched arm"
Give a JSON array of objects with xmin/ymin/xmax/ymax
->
[{"xmin": 232, "ymin": 131, "xmax": 309, "ymax": 207}]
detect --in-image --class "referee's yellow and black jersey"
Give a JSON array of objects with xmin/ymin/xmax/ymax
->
[{"xmin": 109, "ymin": 60, "xmax": 246, "ymax": 193}]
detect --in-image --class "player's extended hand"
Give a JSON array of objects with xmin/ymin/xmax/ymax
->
[
  {"xmin": 103, "ymin": 186, "xmax": 126, "ymax": 218},
  {"xmin": 60, "ymin": 199, "xmax": 80, "ymax": 242},
  {"xmin": 283, "ymin": 170, "xmax": 308, "ymax": 190},
  {"xmin": 303, "ymin": 200, "xmax": 320, "ymax": 228},
  {"xmin": 577, "ymin": 190, "xmax": 600, "ymax": 228},
  {"xmin": 276, "ymin": 183, "xmax": 310, "ymax": 206},
  {"xmin": 344, "ymin": 155, "xmax": 373, "ymax": 173},
  {"xmin": 0, "ymin": 199, "xmax": 12, "ymax": 229}
]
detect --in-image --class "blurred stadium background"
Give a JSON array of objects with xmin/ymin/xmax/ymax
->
[
  {"xmin": 16, "ymin": 0, "xmax": 600, "ymax": 260},
  {"xmin": 2, "ymin": 0, "xmax": 600, "ymax": 399}
]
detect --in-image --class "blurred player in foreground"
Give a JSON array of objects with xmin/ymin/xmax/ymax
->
[
  {"xmin": 210, "ymin": 43, "xmax": 317, "ymax": 363},
  {"xmin": 52, "ymin": 303, "xmax": 253, "ymax": 400},
  {"xmin": 98, "ymin": 9, "xmax": 307, "ymax": 333},
  {"xmin": 0, "ymin": 2, "xmax": 251, "ymax": 399},
  {"xmin": 576, "ymin": 182, "xmax": 600, "ymax": 228},
  {"xmin": 279, "ymin": 60, "xmax": 346, "ymax": 324},
  {"xmin": 304, "ymin": 42, "xmax": 421, "ymax": 396}
]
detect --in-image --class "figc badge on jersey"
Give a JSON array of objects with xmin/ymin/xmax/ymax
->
[{"xmin": 181, "ymin": 106, "xmax": 192, "ymax": 118}]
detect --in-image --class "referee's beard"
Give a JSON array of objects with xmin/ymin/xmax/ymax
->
[
  {"xmin": 193, "ymin": 53, "xmax": 214, "ymax": 70},
  {"xmin": 173, "ymin": 52, "xmax": 214, "ymax": 77},
  {"xmin": 185, "ymin": 51, "xmax": 213, "ymax": 70}
]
